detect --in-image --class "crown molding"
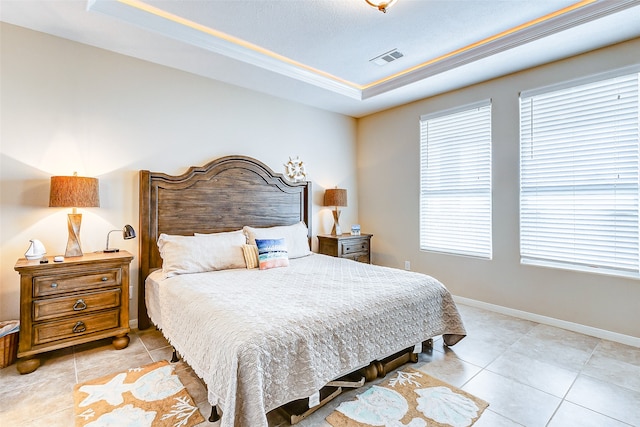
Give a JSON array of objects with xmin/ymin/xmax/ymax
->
[
  {"xmin": 87, "ymin": 0, "xmax": 363, "ymax": 99},
  {"xmin": 362, "ymin": 0, "xmax": 640, "ymax": 99},
  {"xmin": 88, "ymin": 0, "xmax": 640, "ymax": 101}
]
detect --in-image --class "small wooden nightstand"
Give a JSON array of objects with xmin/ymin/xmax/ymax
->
[
  {"xmin": 317, "ymin": 233, "xmax": 372, "ymax": 264},
  {"xmin": 14, "ymin": 251, "xmax": 133, "ymax": 374}
]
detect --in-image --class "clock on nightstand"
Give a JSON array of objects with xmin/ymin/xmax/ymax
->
[
  {"xmin": 14, "ymin": 251, "xmax": 133, "ymax": 374},
  {"xmin": 317, "ymin": 233, "xmax": 372, "ymax": 264}
]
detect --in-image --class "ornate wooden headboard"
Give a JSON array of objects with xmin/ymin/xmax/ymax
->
[{"xmin": 138, "ymin": 155, "xmax": 312, "ymax": 329}]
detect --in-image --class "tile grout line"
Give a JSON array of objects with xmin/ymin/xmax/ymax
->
[
  {"xmin": 455, "ymin": 329, "xmax": 532, "ymax": 427},
  {"xmin": 458, "ymin": 320, "xmax": 537, "ymax": 389},
  {"xmin": 495, "ymin": 323, "xmax": 588, "ymax": 427},
  {"xmin": 459, "ymin": 321, "xmax": 574, "ymax": 426},
  {"xmin": 437, "ymin": 319, "xmax": 537, "ymax": 426},
  {"xmin": 550, "ymin": 339, "xmax": 636, "ymax": 427},
  {"xmin": 543, "ymin": 339, "xmax": 586, "ymax": 427},
  {"xmin": 137, "ymin": 331, "xmax": 155, "ymax": 361},
  {"xmin": 72, "ymin": 345, "xmax": 79, "ymax": 384}
]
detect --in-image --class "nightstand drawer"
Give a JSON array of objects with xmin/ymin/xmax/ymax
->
[
  {"xmin": 341, "ymin": 240, "xmax": 369, "ymax": 255},
  {"xmin": 33, "ymin": 289, "xmax": 121, "ymax": 321},
  {"xmin": 318, "ymin": 234, "xmax": 372, "ymax": 264},
  {"xmin": 33, "ymin": 269, "xmax": 121, "ymax": 297},
  {"xmin": 344, "ymin": 253, "xmax": 370, "ymax": 263},
  {"xmin": 33, "ymin": 310, "xmax": 120, "ymax": 345}
]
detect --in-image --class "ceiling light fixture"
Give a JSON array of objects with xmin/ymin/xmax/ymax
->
[{"xmin": 365, "ymin": 0, "xmax": 398, "ymax": 13}]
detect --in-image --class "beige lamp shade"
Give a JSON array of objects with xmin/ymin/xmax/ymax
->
[
  {"xmin": 324, "ymin": 188, "xmax": 347, "ymax": 207},
  {"xmin": 49, "ymin": 173, "xmax": 100, "ymax": 257},
  {"xmin": 49, "ymin": 175, "xmax": 100, "ymax": 208}
]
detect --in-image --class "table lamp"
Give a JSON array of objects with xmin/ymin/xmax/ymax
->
[
  {"xmin": 49, "ymin": 172, "xmax": 100, "ymax": 257},
  {"xmin": 324, "ymin": 188, "xmax": 347, "ymax": 235},
  {"xmin": 104, "ymin": 224, "xmax": 136, "ymax": 252}
]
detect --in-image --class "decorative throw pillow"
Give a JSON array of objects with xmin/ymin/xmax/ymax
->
[
  {"xmin": 255, "ymin": 238, "xmax": 289, "ymax": 270},
  {"xmin": 243, "ymin": 222, "xmax": 311, "ymax": 259},
  {"xmin": 242, "ymin": 244, "xmax": 259, "ymax": 269},
  {"xmin": 157, "ymin": 230, "xmax": 246, "ymax": 278}
]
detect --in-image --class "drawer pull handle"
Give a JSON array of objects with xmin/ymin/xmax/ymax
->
[
  {"xmin": 72, "ymin": 321, "xmax": 86, "ymax": 333},
  {"xmin": 73, "ymin": 299, "xmax": 87, "ymax": 311},
  {"xmin": 101, "ymin": 277, "xmax": 108, "ymax": 282},
  {"xmin": 51, "ymin": 283, "xmax": 58, "ymax": 288}
]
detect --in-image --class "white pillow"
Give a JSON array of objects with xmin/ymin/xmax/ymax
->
[
  {"xmin": 243, "ymin": 221, "xmax": 311, "ymax": 259},
  {"xmin": 157, "ymin": 230, "xmax": 246, "ymax": 278}
]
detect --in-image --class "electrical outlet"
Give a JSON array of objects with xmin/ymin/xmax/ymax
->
[
  {"xmin": 404, "ymin": 261, "xmax": 411, "ymax": 271},
  {"xmin": 129, "ymin": 285, "xmax": 133, "ymax": 299}
]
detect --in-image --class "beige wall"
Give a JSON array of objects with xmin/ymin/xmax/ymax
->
[
  {"xmin": 0, "ymin": 23, "xmax": 358, "ymax": 323},
  {"xmin": 357, "ymin": 38, "xmax": 640, "ymax": 339}
]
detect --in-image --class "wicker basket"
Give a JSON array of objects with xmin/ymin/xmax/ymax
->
[{"xmin": 0, "ymin": 321, "xmax": 19, "ymax": 369}]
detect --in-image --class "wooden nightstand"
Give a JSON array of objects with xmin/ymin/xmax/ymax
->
[
  {"xmin": 14, "ymin": 251, "xmax": 133, "ymax": 374},
  {"xmin": 317, "ymin": 233, "xmax": 372, "ymax": 264}
]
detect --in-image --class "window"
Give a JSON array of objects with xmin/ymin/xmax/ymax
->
[
  {"xmin": 419, "ymin": 101, "xmax": 492, "ymax": 258},
  {"xmin": 520, "ymin": 68, "xmax": 640, "ymax": 277}
]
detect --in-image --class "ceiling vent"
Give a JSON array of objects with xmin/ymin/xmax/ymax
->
[{"xmin": 370, "ymin": 49, "xmax": 404, "ymax": 66}]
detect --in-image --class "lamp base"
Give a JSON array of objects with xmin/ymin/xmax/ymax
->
[
  {"xmin": 331, "ymin": 209, "xmax": 342, "ymax": 236},
  {"xmin": 104, "ymin": 248, "xmax": 120, "ymax": 253},
  {"xmin": 64, "ymin": 213, "xmax": 83, "ymax": 257}
]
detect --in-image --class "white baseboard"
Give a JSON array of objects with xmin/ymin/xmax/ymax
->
[
  {"xmin": 129, "ymin": 319, "xmax": 138, "ymax": 330},
  {"xmin": 453, "ymin": 295, "xmax": 640, "ymax": 348}
]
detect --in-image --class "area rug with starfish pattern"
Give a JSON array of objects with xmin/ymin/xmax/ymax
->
[
  {"xmin": 73, "ymin": 360, "xmax": 204, "ymax": 427},
  {"xmin": 327, "ymin": 367, "xmax": 488, "ymax": 427}
]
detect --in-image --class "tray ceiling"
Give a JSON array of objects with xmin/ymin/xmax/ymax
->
[{"xmin": 2, "ymin": 0, "xmax": 640, "ymax": 117}]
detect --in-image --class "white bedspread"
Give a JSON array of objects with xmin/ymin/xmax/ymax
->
[{"xmin": 147, "ymin": 253, "xmax": 466, "ymax": 427}]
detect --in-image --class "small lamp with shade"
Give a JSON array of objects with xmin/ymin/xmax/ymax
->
[
  {"xmin": 49, "ymin": 172, "xmax": 100, "ymax": 258},
  {"xmin": 324, "ymin": 188, "xmax": 347, "ymax": 236},
  {"xmin": 104, "ymin": 225, "xmax": 136, "ymax": 253}
]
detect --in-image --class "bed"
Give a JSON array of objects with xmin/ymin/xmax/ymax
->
[{"xmin": 138, "ymin": 155, "xmax": 466, "ymax": 427}]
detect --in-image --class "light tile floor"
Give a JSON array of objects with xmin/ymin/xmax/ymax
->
[{"xmin": 1, "ymin": 303, "xmax": 639, "ymax": 426}]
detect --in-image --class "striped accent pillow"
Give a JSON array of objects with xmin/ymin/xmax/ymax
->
[
  {"xmin": 242, "ymin": 244, "xmax": 259, "ymax": 269},
  {"xmin": 255, "ymin": 238, "xmax": 289, "ymax": 270}
]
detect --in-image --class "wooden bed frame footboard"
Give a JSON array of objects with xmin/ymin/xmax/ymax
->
[{"xmin": 138, "ymin": 155, "xmax": 311, "ymax": 330}]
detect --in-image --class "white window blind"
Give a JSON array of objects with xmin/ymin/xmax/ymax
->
[
  {"xmin": 520, "ymin": 70, "xmax": 640, "ymax": 277},
  {"xmin": 420, "ymin": 101, "xmax": 492, "ymax": 258}
]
